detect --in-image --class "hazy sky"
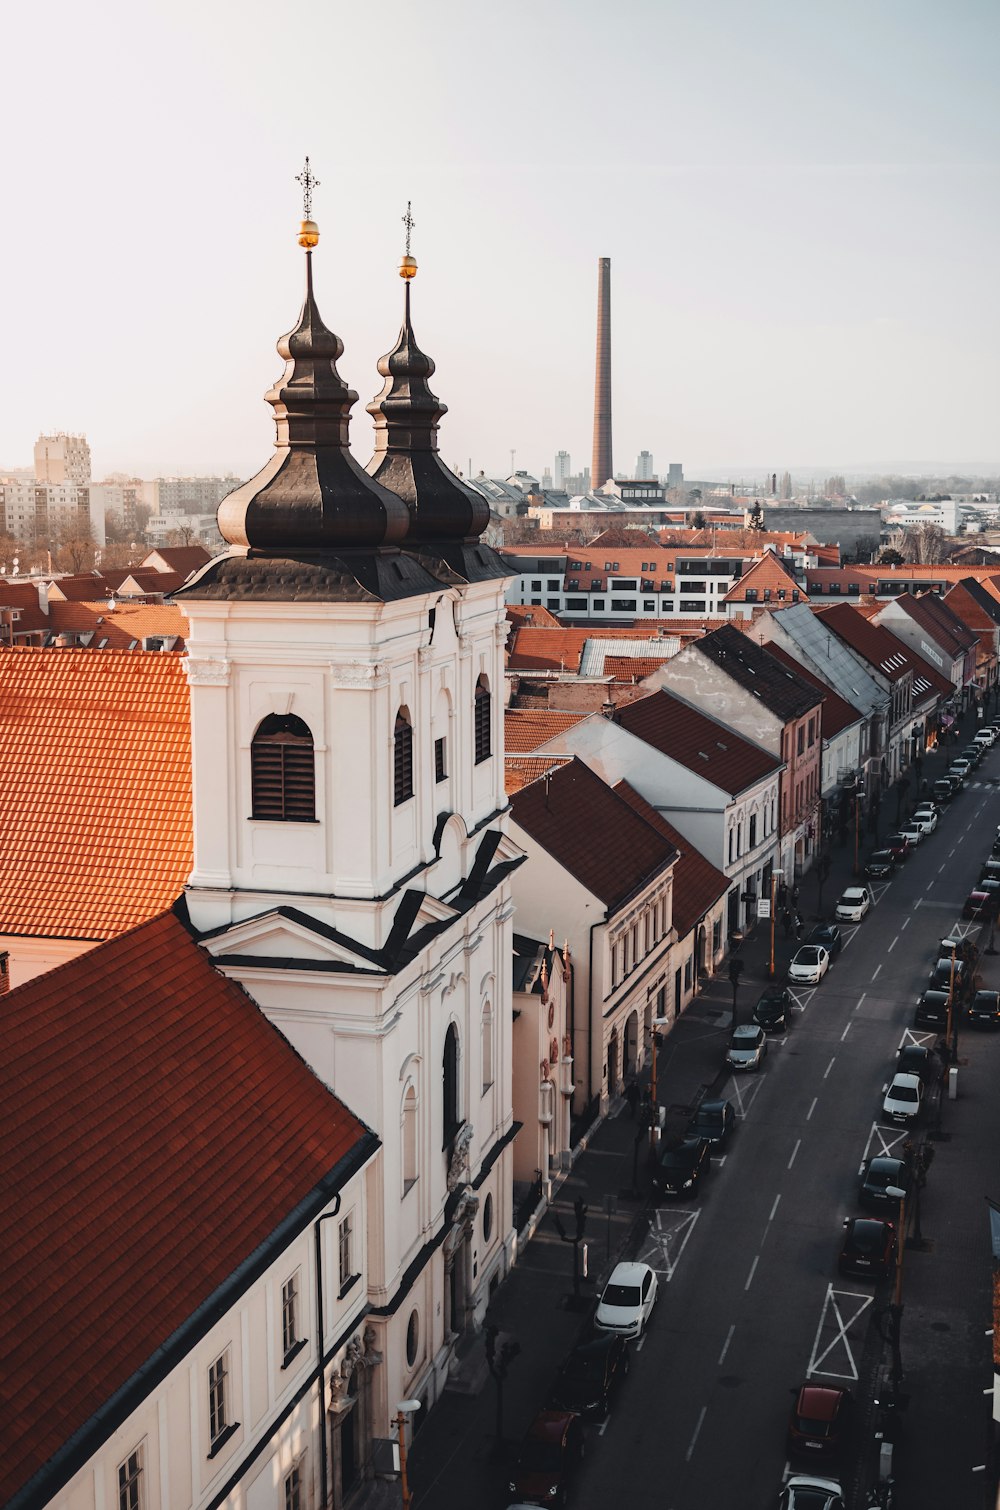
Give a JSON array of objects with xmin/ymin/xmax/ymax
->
[{"xmin": 4, "ymin": 0, "xmax": 999, "ymax": 482}]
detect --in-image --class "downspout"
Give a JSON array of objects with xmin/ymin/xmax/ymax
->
[
  {"xmin": 314, "ymin": 1196, "xmax": 343, "ymax": 1510},
  {"xmin": 587, "ymin": 918, "xmax": 601, "ymax": 1105}
]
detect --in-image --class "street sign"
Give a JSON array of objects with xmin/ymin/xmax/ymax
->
[{"xmin": 757, "ymin": 898, "xmax": 772, "ymax": 919}]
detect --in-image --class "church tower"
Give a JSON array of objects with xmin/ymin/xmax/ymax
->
[{"xmin": 178, "ymin": 177, "xmax": 521, "ymax": 1475}]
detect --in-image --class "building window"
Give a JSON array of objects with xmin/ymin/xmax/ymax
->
[
  {"xmin": 481, "ymin": 1000, "xmax": 494, "ymax": 1092},
  {"xmin": 406, "ymin": 1309, "xmax": 420, "ymax": 1368},
  {"xmin": 474, "ymin": 676, "xmax": 492, "ymax": 764},
  {"xmin": 434, "ymin": 736, "xmax": 447, "ymax": 783},
  {"xmin": 338, "ymin": 1214, "xmax": 355, "ymax": 1293},
  {"xmin": 483, "ymin": 1192, "xmax": 494, "ymax": 1244},
  {"xmin": 712, "ymin": 918, "xmax": 722, "ymax": 955},
  {"xmin": 403, "ymin": 1085, "xmax": 417, "ymax": 1192},
  {"xmin": 443, "ymin": 1023, "xmax": 460, "ymax": 1147},
  {"xmin": 281, "ymin": 1274, "xmax": 302, "ymax": 1365},
  {"xmin": 797, "ymin": 725, "xmax": 805, "ymax": 755},
  {"xmin": 208, "ymin": 1350, "xmax": 233, "ymax": 1452},
  {"xmin": 251, "ymin": 714, "xmax": 315, "ymax": 822},
  {"xmin": 684, "ymin": 957, "xmax": 692, "ymax": 990},
  {"xmin": 394, "ymin": 708, "xmax": 414, "ymax": 805},
  {"xmin": 592, "ymin": 598, "xmax": 606, "ymax": 611},
  {"xmin": 284, "ymin": 1463, "xmax": 302, "ymax": 1510},
  {"xmin": 118, "ymin": 1448, "xmax": 143, "ymax": 1510},
  {"xmin": 610, "ymin": 598, "xmax": 637, "ymax": 612},
  {"xmin": 749, "ymin": 814, "xmax": 757, "ymax": 848}
]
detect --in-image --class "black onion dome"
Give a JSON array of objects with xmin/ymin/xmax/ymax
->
[
  {"xmin": 218, "ymin": 251, "xmax": 410, "ymax": 551},
  {"xmin": 365, "ymin": 282, "xmax": 490, "ymax": 543}
]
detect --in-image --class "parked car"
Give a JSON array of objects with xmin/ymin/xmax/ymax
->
[
  {"xmin": 940, "ymin": 934, "xmax": 979, "ymax": 967},
  {"xmin": 806, "ymin": 923, "xmax": 843, "ymax": 958},
  {"xmin": 686, "ymin": 1098, "xmax": 736, "ymax": 1148},
  {"xmin": 897, "ymin": 823, "xmax": 924, "ymax": 848},
  {"xmin": 594, "ymin": 1261, "xmax": 658, "ymax": 1339},
  {"xmin": 834, "ymin": 886, "xmax": 872, "ymax": 923},
  {"xmin": 897, "ymin": 1043, "xmax": 933, "ymax": 1081},
  {"xmin": 914, "ymin": 988, "xmax": 951, "ymax": 1029},
  {"xmin": 839, "ymin": 1216, "xmax": 897, "ymax": 1278},
  {"xmin": 549, "ymin": 1333, "xmax": 630, "ymax": 1419},
  {"xmin": 884, "ymin": 834, "xmax": 911, "ymax": 863},
  {"xmin": 787, "ymin": 1384, "xmax": 853, "ymax": 1463},
  {"xmin": 912, "ymin": 801, "xmax": 940, "ymax": 824},
  {"xmin": 974, "ymin": 726, "xmax": 997, "ymax": 747},
  {"xmin": 859, "ymin": 1155, "xmax": 910, "ymax": 1209},
  {"xmin": 940, "ymin": 771, "xmax": 964, "ymax": 796},
  {"xmin": 908, "ymin": 811, "xmax": 937, "ymax": 836},
  {"xmin": 753, "ymin": 985, "xmax": 792, "ymax": 1034},
  {"xmin": 726, "ymin": 1023, "xmax": 768, "ymax": 1071},
  {"xmin": 882, "ymin": 1072, "xmax": 923, "ymax": 1126},
  {"xmin": 654, "ymin": 1135, "xmax": 711, "ymax": 1198},
  {"xmin": 788, "ymin": 944, "xmax": 831, "ymax": 984},
  {"xmin": 961, "ymin": 744, "xmax": 984, "ymax": 769},
  {"xmin": 509, "ymin": 1410, "xmax": 585, "ymax": 1508},
  {"xmin": 779, "ymin": 1477, "xmax": 845, "ymax": 1510},
  {"xmin": 929, "ymin": 955, "xmax": 970, "ymax": 994},
  {"xmin": 968, "ymin": 990, "xmax": 1000, "ymax": 1028},
  {"xmin": 948, "ymin": 762, "xmax": 970, "ymax": 786},
  {"xmin": 865, "ymin": 850, "xmax": 896, "ymax": 880},
  {"xmin": 932, "ymin": 778, "xmax": 954, "ymax": 803},
  {"xmin": 980, "ymin": 859, "xmax": 1000, "ymax": 884},
  {"xmin": 963, "ymin": 885, "xmax": 1000, "ymax": 919}
]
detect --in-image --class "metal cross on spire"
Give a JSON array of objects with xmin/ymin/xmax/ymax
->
[
  {"xmin": 402, "ymin": 200, "xmax": 415, "ymax": 257},
  {"xmin": 296, "ymin": 156, "xmax": 320, "ymax": 220}
]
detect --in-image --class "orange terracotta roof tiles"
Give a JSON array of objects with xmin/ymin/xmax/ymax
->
[
  {"xmin": 141, "ymin": 545, "xmax": 213, "ymax": 574},
  {"xmin": 604, "ymin": 655, "xmax": 674, "ymax": 681},
  {"xmin": 504, "ymin": 755, "xmax": 571, "ymax": 794},
  {"xmin": 508, "ymin": 625, "xmax": 651, "ymax": 672},
  {"xmin": 0, "ymin": 648, "xmax": 192, "ymax": 940},
  {"xmin": 0, "ymin": 910, "xmax": 377, "ymax": 1506},
  {"xmin": 612, "ymin": 780, "xmax": 729, "ymax": 938},
  {"xmin": 504, "ymin": 708, "xmax": 587, "ymax": 752},
  {"xmin": 506, "ymin": 603, "xmax": 562, "ymax": 629},
  {"xmin": 44, "ymin": 572, "xmax": 112, "ymax": 601},
  {"xmin": 48, "ymin": 599, "xmax": 188, "ymax": 649},
  {"xmin": 723, "ymin": 551, "xmax": 802, "ymax": 604},
  {"xmin": 616, "ymin": 689, "xmax": 782, "ymax": 795}
]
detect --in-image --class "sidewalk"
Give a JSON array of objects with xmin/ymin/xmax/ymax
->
[{"xmin": 400, "ymin": 707, "xmax": 997, "ymax": 1510}]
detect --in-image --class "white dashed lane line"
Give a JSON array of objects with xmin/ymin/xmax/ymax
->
[
  {"xmin": 745, "ymin": 1255, "xmax": 760, "ymax": 1291},
  {"xmin": 718, "ymin": 1324, "xmax": 735, "ymax": 1366},
  {"xmin": 900, "ymin": 917, "xmax": 910, "ymax": 930},
  {"xmin": 872, "ymin": 964, "xmax": 882, "ymax": 980},
  {"xmin": 788, "ymin": 1138, "xmax": 801, "ymax": 1169},
  {"xmin": 841, "ymin": 1022, "xmax": 852, "ymax": 1041},
  {"xmin": 888, "ymin": 936, "xmax": 898, "ymax": 953},
  {"xmin": 824, "ymin": 1057, "xmax": 836, "ymax": 1079},
  {"xmin": 807, "ymin": 1097, "xmax": 818, "ymax": 1120},
  {"xmin": 686, "ymin": 1406, "xmax": 708, "ymax": 1461}
]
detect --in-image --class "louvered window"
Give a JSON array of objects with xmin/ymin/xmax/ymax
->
[
  {"xmin": 251, "ymin": 714, "xmax": 315, "ymax": 822},
  {"xmin": 474, "ymin": 676, "xmax": 491, "ymax": 765},
  {"xmin": 394, "ymin": 709, "xmax": 414, "ymax": 806}
]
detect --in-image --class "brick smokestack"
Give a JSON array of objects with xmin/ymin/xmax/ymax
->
[{"xmin": 591, "ymin": 258, "xmax": 612, "ymax": 489}]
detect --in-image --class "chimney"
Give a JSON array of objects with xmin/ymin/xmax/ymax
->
[
  {"xmin": 0, "ymin": 951, "xmax": 9, "ymax": 995},
  {"xmin": 591, "ymin": 258, "xmax": 613, "ymax": 489}
]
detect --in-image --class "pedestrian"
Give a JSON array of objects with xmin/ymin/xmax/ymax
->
[
  {"xmin": 792, "ymin": 886, "xmax": 800, "ymax": 908},
  {"xmin": 794, "ymin": 911, "xmax": 804, "ymax": 939},
  {"xmin": 624, "ymin": 1080, "xmax": 639, "ymax": 1119},
  {"xmin": 782, "ymin": 909, "xmax": 792, "ymax": 939}
]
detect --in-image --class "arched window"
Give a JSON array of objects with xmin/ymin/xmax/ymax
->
[
  {"xmin": 481, "ymin": 1000, "xmax": 494, "ymax": 1093},
  {"xmin": 402, "ymin": 1084, "xmax": 417, "ymax": 1193},
  {"xmin": 443, "ymin": 1023, "xmax": 460, "ymax": 1148},
  {"xmin": 474, "ymin": 675, "xmax": 491, "ymax": 765},
  {"xmin": 394, "ymin": 707, "xmax": 414, "ymax": 806},
  {"xmin": 251, "ymin": 714, "xmax": 315, "ymax": 822}
]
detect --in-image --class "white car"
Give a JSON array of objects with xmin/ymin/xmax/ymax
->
[
  {"xmin": 834, "ymin": 886, "xmax": 872, "ymax": 923},
  {"xmin": 911, "ymin": 806, "xmax": 939, "ymax": 833},
  {"xmin": 883, "ymin": 1072, "xmax": 923, "ymax": 1126},
  {"xmin": 779, "ymin": 1477, "xmax": 845, "ymax": 1510},
  {"xmin": 974, "ymin": 727, "xmax": 996, "ymax": 747},
  {"xmin": 897, "ymin": 823, "xmax": 924, "ymax": 847},
  {"xmin": 788, "ymin": 944, "xmax": 830, "ymax": 984},
  {"xmin": 595, "ymin": 1260, "xmax": 658, "ymax": 1339}
]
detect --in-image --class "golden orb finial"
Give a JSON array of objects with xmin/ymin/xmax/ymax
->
[
  {"xmin": 299, "ymin": 219, "xmax": 320, "ymax": 249},
  {"xmin": 399, "ymin": 200, "xmax": 417, "ymax": 279},
  {"xmin": 295, "ymin": 157, "xmax": 320, "ymax": 249}
]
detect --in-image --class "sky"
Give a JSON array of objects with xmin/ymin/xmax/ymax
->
[{"xmin": 3, "ymin": 0, "xmax": 999, "ymax": 484}]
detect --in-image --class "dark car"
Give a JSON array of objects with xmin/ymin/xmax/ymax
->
[
  {"xmin": 897, "ymin": 1043, "xmax": 933, "ymax": 1081},
  {"xmin": 839, "ymin": 1217, "xmax": 896, "ymax": 1278},
  {"xmin": 983, "ymin": 860, "xmax": 1000, "ymax": 885},
  {"xmin": 859, "ymin": 1155, "xmax": 910, "ymax": 1209},
  {"xmin": 654, "ymin": 1135, "xmax": 711, "ymax": 1198},
  {"xmin": 928, "ymin": 957, "xmax": 969, "ymax": 994},
  {"xmin": 968, "ymin": 990, "xmax": 1000, "ymax": 1028},
  {"xmin": 787, "ymin": 1384, "xmax": 853, "ymax": 1462},
  {"xmin": 932, "ymin": 778, "xmax": 954, "ymax": 803},
  {"xmin": 509, "ymin": 1410, "xmax": 585, "ymax": 1508},
  {"xmin": 940, "ymin": 934, "xmax": 979, "ymax": 968},
  {"xmin": 865, "ymin": 850, "xmax": 896, "ymax": 880},
  {"xmin": 884, "ymin": 833, "xmax": 911, "ymax": 862},
  {"xmin": 806, "ymin": 923, "xmax": 843, "ymax": 958},
  {"xmin": 915, "ymin": 989, "xmax": 951, "ymax": 1029},
  {"xmin": 753, "ymin": 984, "xmax": 793, "ymax": 1034},
  {"xmin": 992, "ymin": 834, "xmax": 1000, "ymax": 857},
  {"xmin": 962, "ymin": 744, "xmax": 984, "ymax": 767},
  {"xmin": 685, "ymin": 1098, "xmax": 736, "ymax": 1149},
  {"xmin": 549, "ymin": 1332, "xmax": 630, "ymax": 1419}
]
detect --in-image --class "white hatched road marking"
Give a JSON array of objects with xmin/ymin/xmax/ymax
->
[
  {"xmin": 639, "ymin": 1207, "xmax": 702, "ymax": 1282},
  {"xmin": 720, "ymin": 1072, "xmax": 765, "ymax": 1120},
  {"xmin": 899, "ymin": 1027, "xmax": 936, "ymax": 1051},
  {"xmin": 807, "ymin": 1284, "xmax": 874, "ymax": 1381},
  {"xmin": 787, "ymin": 983, "xmax": 817, "ymax": 1014},
  {"xmin": 861, "ymin": 1120, "xmax": 912, "ymax": 1161}
]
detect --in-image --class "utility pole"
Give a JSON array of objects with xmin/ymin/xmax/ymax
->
[{"xmin": 768, "ymin": 872, "xmax": 778, "ymax": 978}]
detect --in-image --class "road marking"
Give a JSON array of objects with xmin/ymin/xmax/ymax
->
[
  {"xmin": 888, "ymin": 936, "xmax": 898, "ymax": 953},
  {"xmin": 939, "ymin": 863, "xmax": 947, "ymax": 872},
  {"xmin": 925, "ymin": 882, "xmax": 934, "ymax": 892},
  {"xmin": 854, "ymin": 992, "xmax": 866, "ymax": 1014},
  {"xmin": 900, "ymin": 916, "xmax": 910, "ymax": 929},
  {"xmin": 788, "ymin": 1138, "xmax": 801, "ymax": 1169},
  {"xmin": 640, "ymin": 1207, "xmax": 702, "ymax": 1282},
  {"xmin": 769, "ymin": 1193, "xmax": 782, "ymax": 1221},
  {"xmin": 824, "ymin": 1056, "xmax": 836, "ymax": 1079},
  {"xmin": 635, "ymin": 1334, "xmax": 647, "ymax": 1353},
  {"xmin": 745, "ymin": 1254, "xmax": 760, "ymax": 1291},
  {"xmin": 598, "ymin": 1416, "xmax": 611, "ymax": 1436},
  {"xmin": 718, "ymin": 1324, "xmax": 735, "ymax": 1366},
  {"xmin": 686, "ymin": 1405, "xmax": 707, "ymax": 1460},
  {"xmin": 807, "ymin": 1097, "xmax": 818, "ymax": 1120},
  {"xmin": 872, "ymin": 964, "xmax": 882, "ymax": 980},
  {"xmin": 862, "ymin": 1120, "xmax": 911, "ymax": 1160},
  {"xmin": 807, "ymin": 1284, "xmax": 875, "ymax": 1380},
  {"xmin": 841, "ymin": 1022, "xmax": 852, "ymax": 1041},
  {"xmin": 949, "ymin": 848, "xmax": 956, "ymax": 858}
]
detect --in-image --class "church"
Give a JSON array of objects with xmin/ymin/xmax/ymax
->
[{"xmin": 0, "ymin": 179, "xmax": 523, "ymax": 1510}]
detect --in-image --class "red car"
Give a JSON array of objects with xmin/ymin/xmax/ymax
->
[
  {"xmin": 788, "ymin": 1383, "xmax": 853, "ymax": 1462},
  {"xmin": 509, "ymin": 1410, "xmax": 585, "ymax": 1506},
  {"xmin": 964, "ymin": 881, "xmax": 1000, "ymax": 918},
  {"xmin": 884, "ymin": 833, "xmax": 911, "ymax": 863}
]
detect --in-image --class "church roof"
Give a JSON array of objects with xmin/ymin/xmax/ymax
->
[
  {"xmin": 0, "ymin": 648, "xmax": 192, "ymax": 941},
  {"xmin": 0, "ymin": 910, "xmax": 377, "ymax": 1508}
]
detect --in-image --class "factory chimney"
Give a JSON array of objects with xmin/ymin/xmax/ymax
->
[{"xmin": 591, "ymin": 258, "xmax": 612, "ymax": 490}]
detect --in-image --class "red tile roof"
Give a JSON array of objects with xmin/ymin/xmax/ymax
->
[
  {"xmin": 505, "ymin": 708, "xmax": 587, "ymax": 753},
  {"xmin": 504, "ymin": 755, "xmax": 571, "ymax": 794},
  {"xmin": 764, "ymin": 643, "xmax": 862, "ymax": 739},
  {"xmin": 508, "ymin": 625, "xmax": 657, "ymax": 672},
  {"xmin": 604, "ymin": 655, "xmax": 674, "ymax": 681},
  {"xmin": 0, "ymin": 581, "xmax": 49, "ymax": 635},
  {"xmin": 509, "ymin": 758, "xmax": 677, "ymax": 909},
  {"xmin": 694, "ymin": 624, "xmax": 822, "ymax": 721},
  {"xmin": 0, "ymin": 910, "xmax": 375, "ymax": 1506},
  {"xmin": 506, "ymin": 603, "xmax": 562, "ymax": 629},
  {"xmin": 141, "ymin": 545, "xmax": 213, "ymax": 574},
  {"xmin": 613, "ymin": 781, "xmax": 729, "ymax": 937},
  {"xmin": 47, "ymin": 598, "xmax": 188, "ymax": 649},
  {"xmin": 44, "ymin": 573, "xmax": 112, "ymax": 602},
  {"xmin": 616, "ymin": 688, "xmax": 781, "ymax": 794},
  {"xmin": 0, "ymin": 648, "xmax": 192, "ymax": 940},
  {"xmin": 723, "ymin": 550, "xmax": 801, "ymax": 604},
  {"xmin": 815, "ymin": 603, "xmax": 914, "ymax": 682}
]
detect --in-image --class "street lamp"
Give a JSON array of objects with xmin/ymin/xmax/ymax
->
[
  {"xmin": 886, "ymin": 1186, "xmax": 908, "ymax": 1388},
  {"xmin": 649, "ymin": 1015, "xmax": 671, "ymax": 1148},
  {"xmin": 768, "ymin": 872, "xmax": 779, "ymax": 979},
  {"xmin": 393, "ymin": 1400, "xmax": 422, "ymax": 1510}
]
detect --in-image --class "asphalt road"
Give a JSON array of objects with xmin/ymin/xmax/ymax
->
[{"xmin": 569, "ymin": 766, "xmax": 1000, "ymax": 1510}]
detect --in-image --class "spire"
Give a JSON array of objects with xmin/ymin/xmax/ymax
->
[
  {"xmin": 217, "ymin": 160, "xmax": 410, "ymax": 553},
  {"xmin": 365, "ymin": 204, "xmax": 494, "ymax": 550}
]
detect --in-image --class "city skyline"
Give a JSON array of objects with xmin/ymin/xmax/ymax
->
[{"xmin": 3, "ymin": 0, "xmax": 999, "ymax": 481}]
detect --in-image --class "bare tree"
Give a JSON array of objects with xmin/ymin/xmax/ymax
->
[
  {"xmin": 56, "ymin": 538, "xmax": 99, "ymax": 574},
  {"xmin": 905, "ymin": 523, "xmax": 951, "ymax": 564}
]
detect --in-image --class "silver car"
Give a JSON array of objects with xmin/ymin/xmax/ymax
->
[{"xmin": 726, "ymin": 1023, "xmax": 767, "ymax": 1071}]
